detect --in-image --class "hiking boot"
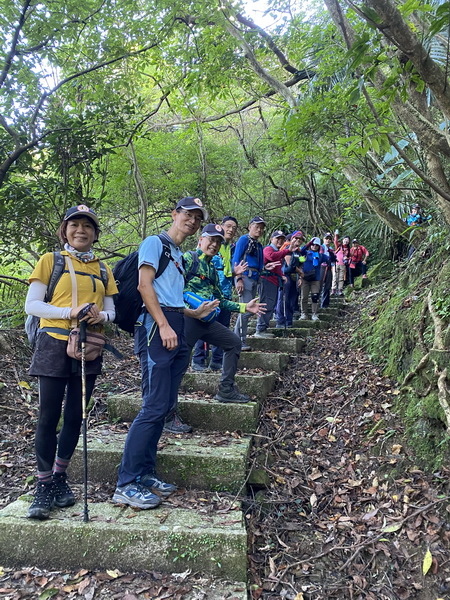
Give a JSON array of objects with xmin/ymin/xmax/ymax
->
[
  {"xmin": 299, "ymin": 313, "xmax": 308, "ymax": 320},
  {"xmin": 191, "ymin": 362, "xmax": 209, "ymax": 372},
  {"xmin": 215, "ymin": 385, "xmax": 250, "ymax": 404},
  {"xmin": 138, "ymin": 474, "xmax": 177, "ymax": 498},
  {"xmin": 52, "ymin": 472, "xmax": 75, "ymax": 508},
  {"xmin": 311, "ymin": 314, "xmax": 319, "ymax": 321},
  {"xmin": 241, "ymin": 343, "xmax": 251, "ymax": 351},
  {"xmin": 112, "ymin": 482, "xmax": 162, "ymax": 509},
  {"xmin": 209, "ymin": 361, "xmax": 223, "ymax": 371},
  {"xmin": 252, "ymin": 331, "xmax": 275, "ymax": 339},
  {"xmin": 28, "ymin": 481, "xmax": 54, "ymax": 520},
  {"xmin": 164, "ymin": 413, "xmax": 193, "ymax": 434}
]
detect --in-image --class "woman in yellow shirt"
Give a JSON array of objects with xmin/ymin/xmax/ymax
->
[{"xmin": 25, "ymin": 205, "xmax": 118, "ymax": 520}]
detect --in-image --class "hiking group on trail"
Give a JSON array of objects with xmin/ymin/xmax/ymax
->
[{"xmin": 24, "ymin": 198, "xmax": 369, "ymax": 516}]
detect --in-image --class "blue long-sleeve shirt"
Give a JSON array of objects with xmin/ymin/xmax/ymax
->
[
  {"xmin": 233, "ymin": 234, "xmax": 264, "ymax": 280},
  {"xmin": 299, "ymin": 245, "xmax": 329, "ymax": 281}
]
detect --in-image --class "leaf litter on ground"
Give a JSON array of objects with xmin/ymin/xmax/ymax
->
[{"xmin": 1, "ymin": 305, "xmax": 450, "ymax": 598}]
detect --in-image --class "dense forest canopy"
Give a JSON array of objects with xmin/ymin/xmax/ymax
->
[{"xmin": 1, "ymin": 0, "xmax": 450, "ymax": 295}]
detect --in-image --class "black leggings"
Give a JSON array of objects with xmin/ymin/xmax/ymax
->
[{"xmin": 35, "ymin": 375, "xmax": 96, "ymax": 473}]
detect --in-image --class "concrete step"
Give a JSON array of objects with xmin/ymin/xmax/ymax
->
[
  {"xmin": 181, "ymin": 372, "xmax": 275, "ymax": 400},
  {"xmin": 247, "ymin": 326, "xmax": 312, "ymax": 337},
  {"xmin": 108, "ymin": 393, "xmax": 259, "ymax": 433},
  {"xmin": 268, "ymin": 314, "xmax": 335, "ymax": 327},
  {"xmin": 247, "ymin": 325, "xmax": 323, "ymax": 338},
  {"xmin": 268, "ymin": 320, "xmax": 330, "ymax": 331},
  {"xmin": 70, "ymin": 430, "xmax": 251, "ymax": 493},
  {"xmin": 239, "ymin": 351, "xmax": 289, "ymax": 372},
  {"xmin": 0, "ymin": 500, "xmax": 247, "ymax": 582},
  {"xmin": 246, "ymin": 336, "xmax": 306, "ymax": 353}
]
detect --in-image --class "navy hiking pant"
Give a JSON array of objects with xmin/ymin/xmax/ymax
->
[{"xmin": 117, "ymin": 310, "xmax": 189, "ymax": 487}]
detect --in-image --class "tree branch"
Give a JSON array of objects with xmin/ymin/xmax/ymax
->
[
  {"xmin": 220, "ymin": 10, "xmax": 298, "ymax": 108},
  {"xmin": 28, "ymin": 36, "xmax": 167, "ymax": 133},
  {"xmin": 235, "ymin": 12, "xmax": 311, "ymax": 79},
  {"xmin": 0, "ymin": 0, "xmax": 32, "ymax": 89}
]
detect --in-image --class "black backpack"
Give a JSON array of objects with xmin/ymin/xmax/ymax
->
[{"xmin": 113, "ymin": 237, "xmax": 200, "ymax": 334}]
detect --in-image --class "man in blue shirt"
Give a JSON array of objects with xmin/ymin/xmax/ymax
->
[
  {"xmin": 233, "ymin": 216, "xmax": 266, "ymax": 350},
  {"xmin": 112, "ymin": 197, "xmax": 216, "ymax": 509}
]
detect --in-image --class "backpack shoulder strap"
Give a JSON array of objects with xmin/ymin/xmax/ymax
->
[
  {"xmin": 45, "ymin": 252, "xmax": 66, "ymax": 302},
  {"xmin": 155, "ymin": 234, "xmax": 172, "ymax": 279},
  {"xmin": 99, "ymin": 261, "xmax": 108, "ymax": 289},
  {"xmin": 184, "ymin": 250, "xmax": 200, "ymax": 283}
]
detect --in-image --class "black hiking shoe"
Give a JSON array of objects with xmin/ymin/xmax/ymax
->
[
  {"xmin": 215, "ymin": 385, "xmax": 250, "ymax": 404},
  {"xmin": 209, "ymin": 361, "xmax": 223, "ymax": 371},
  {"xmin": 52, "ymin": 472, "xmax": 76, "ymax": 508},
  {"xmin": 28, "ymin": 481, "xmax": 54, "ymax": 520},
  {"xmin": 164, "ymin": 413, "xmax": 193, "ymax": 434}
]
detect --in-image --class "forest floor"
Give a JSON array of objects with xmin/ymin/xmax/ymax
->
[{"xmin": 0, "ymin": 302, "xmax": 450, "ymax": 599}]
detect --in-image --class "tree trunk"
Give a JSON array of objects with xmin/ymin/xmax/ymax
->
[{"xmin": 128, "ymin": 142, "xmax": 148, "ymax": 240}]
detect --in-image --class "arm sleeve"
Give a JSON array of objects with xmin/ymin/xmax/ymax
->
[
  {"xmin": 25, "ymin": 281, "xmax": 72, "ymax": 320},
  {"xmin": 99, "ymin": 296, "xmax": 116, "ymax": 323},
  {"xmin": 264, "ymin": 247, "xmax": 290, "ymax": 262},
  {"xmin": 233, "ymin": 236, "xmax": 247, "ymax": 266}
]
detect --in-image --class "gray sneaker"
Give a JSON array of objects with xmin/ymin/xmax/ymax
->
[
  {"xmin": 241, "ymin": 343, "xmax": 252, "ymax": 351},
  {"xmin": 299, "ymin": 313, "xmax": 308, "ymax": 320},
  {"xmin": 138, "ymin": 474, "xmax": 177, "ymax": 498},
  {"xmin": 311, "ymin": 314, "xmax": 320, "ymax": 321},
  {"xmin": 191, "ymin": 362, "xmax": 209, "ymax": 372},
  {"xmin": 215, "ymin": 385, "xmax": 250, "ymax": 403},
  {"xmin": 112, "ymin": 482, "xmax": 162, "ymax": 509},
  {"xmin": 252, "ymin": 331, "xmax": 275, "ymax": 339}
]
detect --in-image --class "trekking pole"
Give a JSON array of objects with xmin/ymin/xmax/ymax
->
[
  {"xmin": 281, "ymin": 279, "xmax": 287, "ymax": 338},
  {"xmin": 79, "ymin": 319, "xmax": 89, "ymax": 523}
]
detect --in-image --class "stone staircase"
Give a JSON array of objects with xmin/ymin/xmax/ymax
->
[{"xmin": 0, "ymin": 297, "xmax": 346, "ymax": 595}]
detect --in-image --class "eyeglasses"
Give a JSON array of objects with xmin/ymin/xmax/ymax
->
[{"xmin": 178, "ymin": 209, "xmax": 203, "ymax": 224}]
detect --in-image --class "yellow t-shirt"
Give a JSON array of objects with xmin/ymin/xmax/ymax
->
[{"xmin": 29, "ymin": 251, "xmax": 118, "ymax": 340}]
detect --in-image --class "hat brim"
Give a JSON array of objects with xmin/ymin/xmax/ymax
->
[
  {"xmin": 64, "ymin": 212, "xmax": 99, "ymax": 227},
  {"xmin": 201, "ymin": 232, "xmax": 225, "ymax": 241},
  {"xmin": 180, "ymin": 205, "xmax": 209, "ymax": 221}
]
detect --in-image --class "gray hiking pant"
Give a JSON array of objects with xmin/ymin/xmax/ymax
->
[
  {"xmin": 234, "ymin": 275, "xmax": 258, "ymax": 343},
  {"xmin": 184, "ymin": 316, "xmax": 241, "ymax": 388},
  {"xmin": 300, "ymin": 280, "xmax": 321, "ymax": 316},
  {"xmin": 256, "ymin": 277, "xmax": 279, "ymax": 332}
]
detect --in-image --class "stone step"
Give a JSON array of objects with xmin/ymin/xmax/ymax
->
[
  {"xmin": 181, "ymin": 372, "xmax": 275, "ymax": 400},
  {"xmin": 239, "ymin": 351, "xmax": 289, "ymax": 372},
  {"xmin": 247, "ymin": 325, "xmax": 323, "ymax": 338},
  {"xmin": 268, "ymin": 320, "xmax": 330, "ymax": 331},
  {"xmin": 70, "ymin": 431, "xmax": 251, "ymax": 493},
  {"xmin": 0, "ymin": 500, "xmax": 247, "ymax": 582},
  {"xmin": 193, "ymin": 351, "xmax": 289, "ymax": 372},
  {"xmin": 245, "ymin": 336, "xmax": 306, "ymax": 353},
  {"xmin": 268, "ymin": 314, "xmax": 335, "ymax": 327},
  {"xmin": 108, "ymin": 393, "xmax": 259, "ymax": 433}
]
